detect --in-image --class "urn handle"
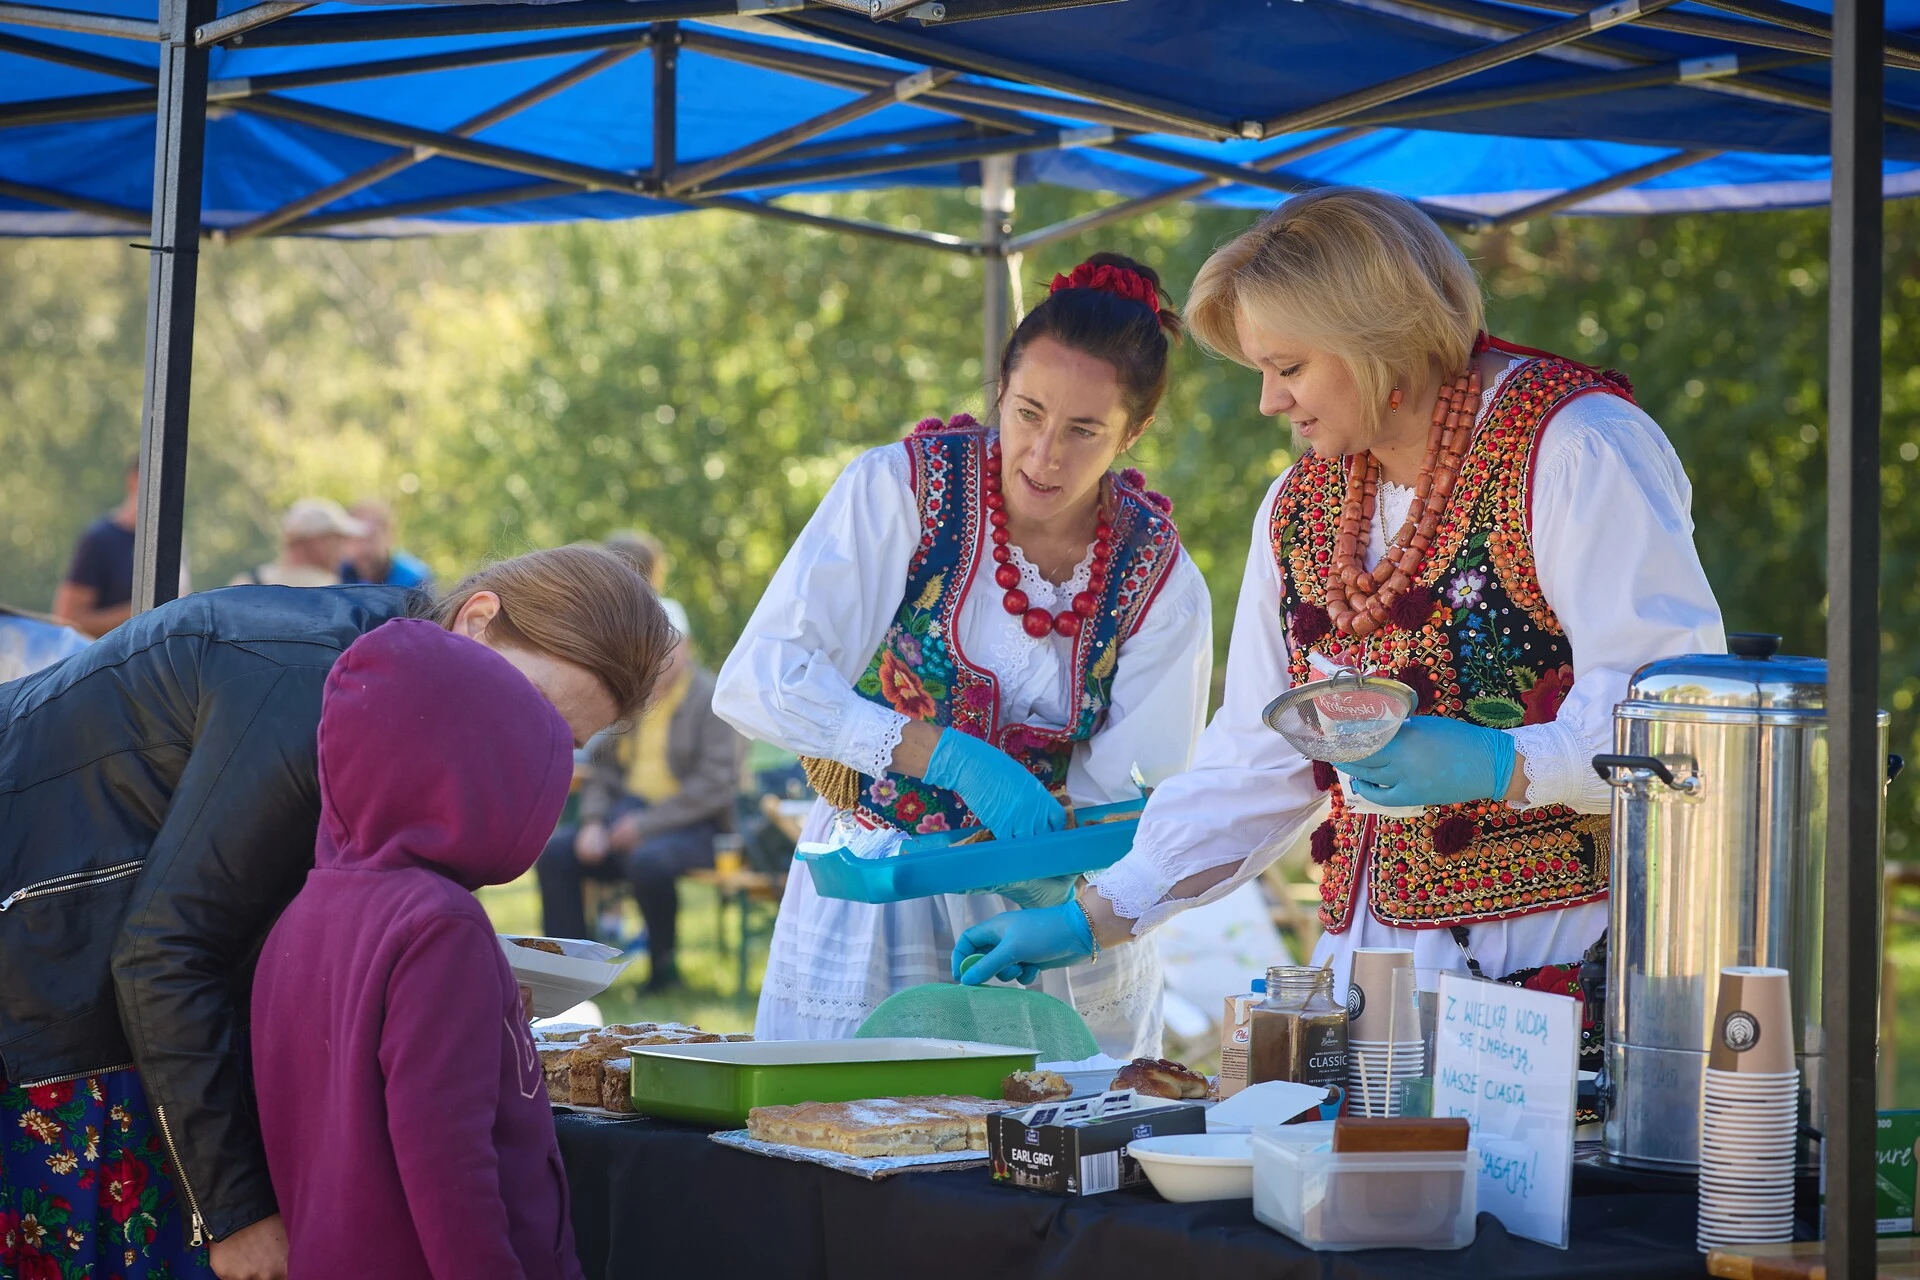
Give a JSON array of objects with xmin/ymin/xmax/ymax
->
[{"xmin": 1592, "ymin": 753, "xmax": 1703, "ymax": 796}]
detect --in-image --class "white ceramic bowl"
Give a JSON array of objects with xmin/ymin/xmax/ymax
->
[{"xmin": 1128, "ymin": 1133, "xmax": 1255, "ymax": 1202}]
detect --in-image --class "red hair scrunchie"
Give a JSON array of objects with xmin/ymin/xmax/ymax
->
[{"xmin": 1049, "ymin": 262, "xmax": 1164, "ymax": 321}]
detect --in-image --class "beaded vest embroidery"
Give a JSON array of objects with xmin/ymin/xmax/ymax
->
[
  {"xmin": 1272, "ymin": 352, "xmax": 1629, "ymax": 931},
  {"xmin": 847, "ymin": 415, "xmax": 1180, "ymax": 835}
]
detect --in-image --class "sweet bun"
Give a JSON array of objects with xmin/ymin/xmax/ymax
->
[{"xmin": 1108, "ymin": 1057, "xmax": 1208, "ymax": 1100}]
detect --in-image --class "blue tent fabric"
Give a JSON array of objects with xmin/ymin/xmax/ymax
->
[{"xmin": 1, "ymin": 0, "xmax": 1916, "ymax": 235}]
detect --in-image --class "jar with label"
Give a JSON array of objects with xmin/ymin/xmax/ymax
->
[{"xmin": 1249, "ymin": 965, "xmax": 1349, "ymax": 1096}]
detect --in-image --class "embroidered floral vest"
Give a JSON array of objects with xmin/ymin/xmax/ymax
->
[
  {"xmin": 1272, "ymin": 347, "xmax": 1628, "ymax": 931},
  {"xmin": 848, "ymin": 415, "xmax": 1181, "ymax": 835}
]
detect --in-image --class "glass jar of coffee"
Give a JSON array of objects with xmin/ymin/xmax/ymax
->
[{"xmin": 1249, "ymin": 965, "xmax": 1349, "ymax": 1095}]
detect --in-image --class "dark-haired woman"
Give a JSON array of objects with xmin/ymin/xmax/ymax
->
[
  {"xmin": 715, "ymin": 255, "xmax": 1212, "ymax": 1057},
  {"xmin": 0, "ymin": 547, "xmax": 673, "ymax": 1280}
]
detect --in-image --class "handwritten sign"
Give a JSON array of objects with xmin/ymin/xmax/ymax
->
[{"xmin": 1431, "ymin": 972, "xmax": 1580, "ymax": 1249}]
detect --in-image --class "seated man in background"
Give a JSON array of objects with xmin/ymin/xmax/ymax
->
[
  {"xmin": 232, "ymin": 497, "xmax": 364, "ymax": 587},
  {"xmin": 340, "ymin": 497, "xmax": 434, "ymax": 590},
  {"xmin": 537, "ymin": 600, "xmax": 744, "ymax": 990}
]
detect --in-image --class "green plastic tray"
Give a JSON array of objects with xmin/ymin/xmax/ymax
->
[{"xmin": 626, "ymin": 1037, "xmax": 1036, "ymax": 1127}]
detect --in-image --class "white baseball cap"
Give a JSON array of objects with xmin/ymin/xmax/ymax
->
[{"xmin": 282, "ymin": 497, "xmax": 368, "ymax": 540}]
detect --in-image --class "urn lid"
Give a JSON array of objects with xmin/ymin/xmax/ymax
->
[{"xmin": 1624, "ymin": 634, "xmax": 1830, "ymax": 713}]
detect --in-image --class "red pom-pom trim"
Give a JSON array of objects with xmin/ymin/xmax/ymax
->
[
  {"xmin": 1118, "ymin": 466, "xmax": 1147, "ymax": 490},
  {"xmin": 1311, "ymin": 760, "xmax": 1338, "ymax": 792},
  {"xmin": 911, "ymin": 416, "xmax": 946, "ymax": 436},
  {"xmin": 1393, "ymin": 665, "xmax": 1439, "ymax": 713},
  {"xmin": 1049, "ymin": 262, "xmax": 1162, "ymax": 317},
  {"xmin": 1433, "ymin": 815, "xmax": 1477, "ymax": 857},
  {"xmin": 1309, "ymin": 820, "xmax": 1337, "ymax": 865},
  {"xmin": 1144, "ymin": 488, "xmax": 1174, "ymax": 515},
  {"xmin": 1387, "ymin": 584, "xmax": 1436, "ymax": 632},
  {"xmin": 1290, "ymin": 603, "xmax": 1334, "ymax": 647}
]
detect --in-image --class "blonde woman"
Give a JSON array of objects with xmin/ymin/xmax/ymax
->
[{"xmin": 956, "ymin": 189, "xmax": 1725, "ymax": 1068}]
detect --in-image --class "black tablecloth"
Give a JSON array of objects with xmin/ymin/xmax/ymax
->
[{"xmin": 553, "ymin": 1114, "xmax": 1706, "ymax": 1280}]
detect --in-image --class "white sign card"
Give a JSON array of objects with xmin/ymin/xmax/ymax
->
[{"xmin": 1431, "ymin": 971, "xmax": 1581, "ymax": 1249}]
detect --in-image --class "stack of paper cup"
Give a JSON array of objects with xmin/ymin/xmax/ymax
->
[
  {"xmin": 1697, "ymin": 965, "xmax": 1799, "ymax": 1253},
  {"xmin": 1345, "ymin": 948, "xmax": 1423, "ymax": 1117}
]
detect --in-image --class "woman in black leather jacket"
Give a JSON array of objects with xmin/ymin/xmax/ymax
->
[{"xmin": 0, "ymin": 545, "xmax": 673, "ymax": 1280}]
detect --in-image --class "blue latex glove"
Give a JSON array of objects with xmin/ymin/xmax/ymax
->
[
  {"xmin": 951, "ymin": 902, "xmax": 1094, "ymax": 987},
  {"xmin": 923, "ymin": 729, "xmax": 1067, "ymax": 841},
  {"xmin": 970, "ymin": 874, "xmax": 1080, "ymax": 910},
  {"xmin": 1341, "ymin": 715, "xmax": 1517, "ymax": 809}
]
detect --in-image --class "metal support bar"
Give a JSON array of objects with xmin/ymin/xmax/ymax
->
[
  {"xmin": 224, "ymin": 0, "xmax": 790, "ymax": 47},
  {"xmin": 653, "ymin": 21, "xmax": 677, "ymax": 191},
  {"xmin": 207, "ymin": 27, "xmax": 653, "ymax": 96},
  {"xmin": 1103, "ymin": 134, "xmax": 1367, "ymax": 196},
  {"xmin": 194, "ymin": 1, "xmax": 311, "ymax": 47},
  {"xmin": 282, "ymin": 181, "xmax": 586, "ymax": 234},
  {"xmin": 668, "ymin": 67, "xmax": 954, "ymax": 195},
  {"xmin": 775, "ymin": 9, "xmax": 1245, "ymax": 140},
  {"xmin": 233, "ymin": 94, "xmax": 646, "ymax": 193},
  {"xmin": 689, "ymin": 127, "xmax": 1107, "ymax": 198},
  {"xmin": 1470, "ymin": 148, "xmax": 1719, "ymax": 230},
  {"xmin": 1341, "ymin": 55, "xmax": 1809, "ymax": 126},
  {"xmin": 678, "ymin": 28, "xmax": 1173, "ymax": 138},
  {"xmin": 773, "ymin": 121, "xmax": 986, "ymax": 167},
  {"xmin": 980, "ymin": 152, "xmax": 1013, "ymax": 405},
  {"xmin": 133, "ymin": 0, "xmax": 216, "ymax": 615},
  {"xmin": 227, "ymin": 45, "xmax": 644, "ymax": 240},
  {"xmin": 1261, "ymin": 0, "xmax": 1683, "ymax": 137},
  {"xmin": 1688, "ymin": 0, "xmax": 1920, "ymax": 66},
  {"xmin": 0, "ymin": 89, "xmax": 156, "ymax": 129},
  {"xmin": 687, "ymin": 195, "xmax": 986, "ymax": 254},
  {"xmin": 0, "ymin": 2, "xmax": 158, "ymax": 40},
  {"xmin": 1507, "ymin": 0, "xmax": 1920, "ymax": 68},
  {"xmin": 0, "ymin": 31, "xmax": 159, "ymax": 83},
  {"xmin": 1011, "ymin": 128, "xmax": 1374, "ymax": 254},
  {"xmin": 0, "ymin": 177, "xmax": 146, "ymax": 224},
  {"xmin": 1824, "ymin": 0, "xmax": 1885, "ymax": 1271}
]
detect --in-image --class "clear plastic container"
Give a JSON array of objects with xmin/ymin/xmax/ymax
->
[{"xmin": 1250, "ymin": 1126, "xmax": 1477, "ymax": 1251}]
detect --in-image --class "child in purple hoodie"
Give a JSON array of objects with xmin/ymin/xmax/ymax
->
[{"xmin": 252, "ymin": 619, "xmax": 583, "ymax": 1280}]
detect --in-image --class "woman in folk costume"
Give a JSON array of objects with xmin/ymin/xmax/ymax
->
[
  {"xmin": 714, "ymin": 253, "xmax": 1212, "ymax": 1058},
  {"xmin": 955, "ymin": 189, "xmax": 1724, "ymax": 1067}
]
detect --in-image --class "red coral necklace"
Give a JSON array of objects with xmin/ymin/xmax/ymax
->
[
  {"xmin": 1328, "ymin": 366, "xmax": 1479, "ymax": 638},
  {"xmin": 986, "ymin": 440, "xmax": 1110, "ymax": 640}
]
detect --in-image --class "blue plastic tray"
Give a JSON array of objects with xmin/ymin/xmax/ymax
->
[{"xmin": 799, "ymin": 801, "xmax": 1141, "ymax": 905}]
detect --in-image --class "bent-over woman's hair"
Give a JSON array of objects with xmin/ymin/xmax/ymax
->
[
  {"xmin": 419, "ymin": 545, "xmax": 674, "ymax": 720},
  {"xmin": 1185, "ymin": 188, "xmax": 1484, "ymax": 438}
]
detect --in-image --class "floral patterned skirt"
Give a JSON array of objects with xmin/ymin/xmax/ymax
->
[{"xmin": 2, "ymin": 1068, "xmax": 213, "ymax": 1280}]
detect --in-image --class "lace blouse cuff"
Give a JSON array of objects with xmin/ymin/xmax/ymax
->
[
  {"xmin": 830, "ymin": 699, "xmax": 911, "ymax": 782},
  {"xmin": 1088, "ymin": 857, "xmax": 1175, "ymax": 937},
  {"xmin": 1507, "ymin": 721, "xmax": 1612, "ymax": 813}
]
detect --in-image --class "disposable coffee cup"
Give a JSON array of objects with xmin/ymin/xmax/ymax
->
[
  {"xmin": 1346, "ymin": 948, "xmax": 1414, "ymax": 1041},
  {"xmin": 1708, "ymin": 967, "xmax": 1795, "ymax": 1074}
]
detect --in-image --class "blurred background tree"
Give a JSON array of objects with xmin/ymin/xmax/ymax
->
[{"xmin": 1, "ymin": 190, "xmax": 1916, "ymax": 849}]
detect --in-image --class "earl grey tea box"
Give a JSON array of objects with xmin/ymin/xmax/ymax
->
[
  {"xmin": 988, "ymin": 1090, "xmax": 1206, "ymax": 1196},
  {"xmin": 1878, "ymin": 1110, "xmax": 1920, "ymax": 1235}
]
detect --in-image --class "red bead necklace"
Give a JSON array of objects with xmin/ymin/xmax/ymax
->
[{"xmin": 985, "ymin": 440, "xmax": 1110, "ymax": 640}]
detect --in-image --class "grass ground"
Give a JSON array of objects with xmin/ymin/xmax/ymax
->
[{"xmin": 483, "ymin": 873, "xmax": 1920, "ymax": 1104}]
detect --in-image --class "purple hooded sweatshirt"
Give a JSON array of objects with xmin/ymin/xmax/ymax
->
[{"xmin": 252, "ymin": 618, "xmax": 583, "ymax": 1280}]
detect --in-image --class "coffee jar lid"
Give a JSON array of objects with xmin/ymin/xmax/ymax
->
[{"xmin": 1624, "ymin": 633, "xmax": 1829, "ymax": 712}]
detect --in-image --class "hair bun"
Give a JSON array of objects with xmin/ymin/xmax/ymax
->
[{"xmin": 1049, "ymin": 257, "xmax": 1168, "ymax": 327}]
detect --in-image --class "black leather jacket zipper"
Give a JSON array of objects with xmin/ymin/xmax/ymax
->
[{"xmin": 0, "ymin": 858, "xmax": 145, "ymax": 912}]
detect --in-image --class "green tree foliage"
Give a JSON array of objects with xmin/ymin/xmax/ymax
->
[{"xmin": 0, "ymin": 191, "xmax": 1915, "ymax": 845}]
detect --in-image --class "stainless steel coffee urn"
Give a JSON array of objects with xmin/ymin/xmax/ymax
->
[{"xmin": 1595, "ymin": 633, "xmax": 1890, "ymax": 1171}]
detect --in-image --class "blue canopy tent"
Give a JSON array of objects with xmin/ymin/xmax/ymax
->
[{"xmin": 0, "ymin": 0, "xmax": 1908, "ymax": 1268}]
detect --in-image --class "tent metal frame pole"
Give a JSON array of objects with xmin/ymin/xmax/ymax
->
[
  {"xmin": 232, "ymin": 93, "xmax": 647, "ymax": 192},
  {"xmin": 1508, "ymin": 0, "xmax": 1920, "ymax": 68},
  {"xmin": 226, "ymin": 44, "xmax": 647, "ymax": 241},
  {"xmin": 1009, "ymin": 127, "xmax": 1375, "ymax": 253},
  {"xmin": 1824, "ymin": 0, "xmax": 1885, "ymax": 1269},
  {"xmin": 689, "ymin": 195, "xmax": 987, "ymax": 254},
  {"xmin": 980, "ymin": 153, "xmax": 1014, "ymax": 412},
  {"xmin": 676, "ymin": 28, "xmax": 1173, "ymax": 137},
  {"xmin": 775, "ymin": 9, "xmax": 1244, "ymax": 139},
  {"xmin": 206, "ymin": 27, "xmax": 656, "ymax": 96},
  {"xmin": 668, "ymin": 67, "xmax": 956, "ymax": 196},
  {"xmin": 1688, "ymin": 0, "xmax": 1920, "ymax": 66},
  {"xmin": 772, "ymin": 121, "xmax": 988, "ymax": 166},
  {"xmin": 1103, "ymin": 135, "xmax": 1361, "ymax": 195},
  {"xmin": 653, "ymin": 20, "xmax": 677, "ymax": 192},
  {"xmin": 133, "ymin": 0, "xmax": 217, "ymax": 615},
  {"xmin": 0, "ymin": 1, "xmax": 158, "ymax": 40},
  {"xmin": 0, "ymin": 31, "xmax": 159, "ymax": 82},
  {"xmin": 1470, "ymin": 147, "xmax": 1720, "ymax": 230},
  {"xmin": 0, "ymin": 89, "xmax": 156, "ymax": 128},
  {"xmin": 194, "ymin": 2, "xmax": 313, "ymax": 47},
  {"xmin": 0, "ymin": 177, "xmax": 146, "ymax": 224},
  {"xmin": 217, "ymin": 0, "xmax": 795, "ymax": 48},
  {"xmin": 282, "ymin": 181, "xmax": 586, "ymax": 233},
  {"xmin": 689, "ymin": 127, "xmax": 1111, "ymax": 198},
  {"xmin": 1260, "ymin": 0, "xmax": 1683, "ymax": 137}
]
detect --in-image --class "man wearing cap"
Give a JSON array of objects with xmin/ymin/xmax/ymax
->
[
  {"xmin": 535, "ymin": 599, "xmax": 745, "ymax": 991},
  {"xmin": 231, "ymin": 499, "xmax": 366, "ymax": 589}
]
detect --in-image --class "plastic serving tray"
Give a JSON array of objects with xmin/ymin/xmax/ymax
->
[
  {"xmin": 626, "ymin": 1037, "xmax": 1036, "ymax": 1126},
  {"xmin": 797, "ymin": 800, "xmax": 1141, "ymax": 905}
]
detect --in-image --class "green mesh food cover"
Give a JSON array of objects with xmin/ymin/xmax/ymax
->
[{"xmin": 855, "ymin": 983, "xmax": 1100, "ymax": 1062}]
